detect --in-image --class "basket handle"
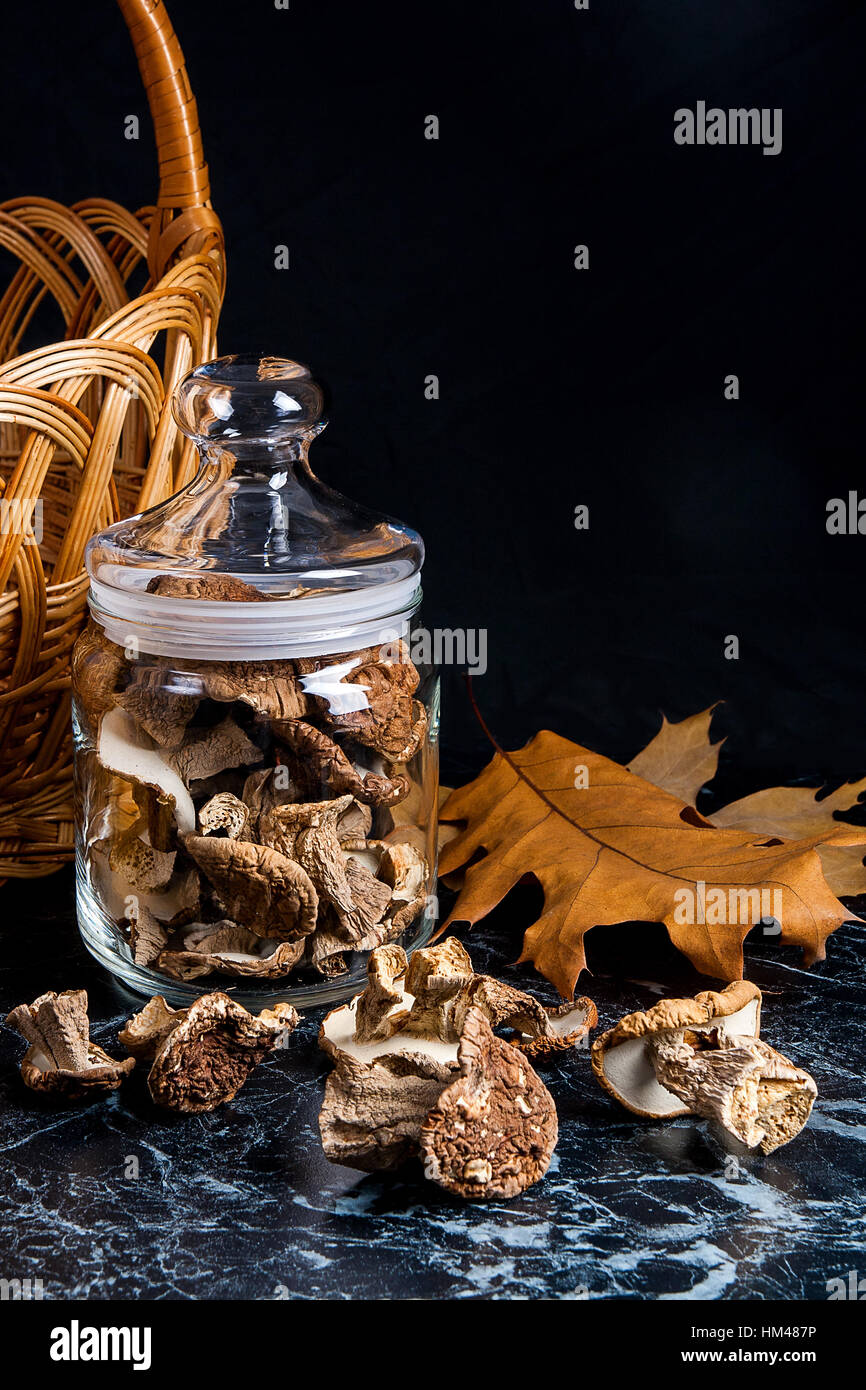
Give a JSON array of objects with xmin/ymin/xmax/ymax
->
[{"xmin": 117, "ymin": 0, "xmax": 223, "ymax": 282}]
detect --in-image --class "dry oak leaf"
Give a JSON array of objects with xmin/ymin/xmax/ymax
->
[
  {"xmin": 632, "ymin": 706, "xmax": 866, "ymax": 897},
  {"xmin": 438, "ymin": 730, "xmax": 865, "ymax": 999},
  {"xmin": 627, "ymin": 706, "xmax": 725, "ymax": 806},
  {"xmin": 710, "ymin": 781, "xmax": 866, "ymax": 898}
]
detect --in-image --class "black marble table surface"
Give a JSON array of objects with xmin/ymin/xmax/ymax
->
[{"xmin": 1, "ymin": 869, "xmax": 864, "ymax": 1301}]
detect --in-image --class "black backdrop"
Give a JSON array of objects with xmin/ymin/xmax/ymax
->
[{"xmin": 3, "ymin": 0, "xmax": 864, "ymax": 805}]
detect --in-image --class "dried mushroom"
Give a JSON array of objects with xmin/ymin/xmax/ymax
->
[
  {"xmin": 336, "ymin": 798, "xmax": 373, "ymax": 843},
  {"xmin": 126, "ymin": 903, "xmax": 170, "ymax": 966},
  {"xmin": 354, "ymin": 943, "xmax": 411, "ymax": 1043},
  {"xmin": 390, "ymin": 937, "xmax": 595, "ymax": 1059},
  {"xmin": 118, "ymin": 994, "xmax": 181, "ymax": 1059},
  {"xmin": 299, "ymin": 642, "xmax": 423, "ymax": 760},
  {"xmin": 108, "ymin": 825, "xmax": 176, "ymax": 893},
  {"xmin": 157, "ymin": 923, "xmax": 306, "ymax": 980},
  {"xmin": 420, "ymin": 1007, "xmax": 558, "ymax": 1199},
  {"xmin": 182, "ymin": 834, "xmax": 319, "ymax": 940},
  {"xmin": 98, "ymin": 708, "xmax": 196, "ymax": 835},
  {"xmin": 318, "ymin": 940, "xmax": 575, "ymax": 1195},
  {"xmin": 146, "ymin": 573, "xmax": 269, "ymax": 602},
  {"xmin": 647, "ymin": 1028, "xmax": 817, "ymax": 1155},
  {"xmin": 6, "ymin": 990, "xmax": 134, "ymax": 1098},
  {"xmin": 182, "ymin": 658, "xmax": 308, "ymax": 720},
  {"xmin": 591, "ymin": 981, "xmax": 816, "ymax": 1153},
  {"xmin": 137, "ymin": 992, "xmax": 299, "ymax": 1113},
  {"xmin": 72, "ymin": 621, "xmax": 128, "ymax": 727},
  {"xmin": 591, "ymin": 981, "xmax": 763, "ymax": 1119},
  {"xmin": 461, "ymin": 976, "xmax": 598, "ymax": 1058},
  {"xmin": 274, "ymin": 719, "xmax": 410, "ymax": 806},
  {"xmin": 92, "ymin": 841, "xmax": 200, "ymax": 926},
  {"xmin": 116, "ymin": 666, "xmax": 201, "ymax": 748},
  {"xmin": 198, "ymin": 792, "xmax": 252, "ymax": 840},
  {"xmin": 169, "ymin": 717, "xmax": 263, "ymax": 786},
  {"xmin": 401, "ymin": 937, "xmax": 475, "ymax": 1040}
]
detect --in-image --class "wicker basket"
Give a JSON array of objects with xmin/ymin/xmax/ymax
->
[{"xmin": 0, "ymin": 0, "xmax": 225, "ymax": 879}]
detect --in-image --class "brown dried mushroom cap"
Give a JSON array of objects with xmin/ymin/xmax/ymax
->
[
  {"xmin": 274, "ymin": 720, "xmax": 410, "ymax": 806},
  {"xmin": 6, "ymin": 990, "xmax": 135, "ymax": 1098},
  {"xmin": 319, "ymin": 1046, "xmax": 457, "ymax": 1173},
  {"xmin": 119, "ymin": 994, "xmax": 184, "ymax": 1059},
  {"xmin": 591, "ymin": 981, "xmax": 763, "ymax": 1119},
  {"xmin": 182, "ymin": 833, "xmax": 319, "ymax": 940},
  {"xmin": 647, "ymin": 1029, "xmax": 817, "ymax": 1154},
  {"xmin": 299, "ymin": 642, "xmax": 422, "ymax": 760},
  {"xmin": 115, "ymin": 666, "xmax": 201, "ymax": 748},
  {"xmin": 126, "ymin": 903, "xmax": 170, "ymax": 966},
  {"xmin": 419, "ymin": 1007, "xmax": 558, "ymax": 1200},
  {"xmin": 169, "ymin": 717, "xmax": 263, "ymax": 786},
  {"xmin": 354, "ymin": 944, "xmax": 410, "ymax": 1043},
  {"xmin": 92, "ymin": 842, "xmax": 200, "ymax": 926},
  {"xmin": 72, "ymin": 620, "xmax": 128, "ymax": 725},
  {"xmin": 254, "ymin": 793, "xmax": 392, "ymax": 948},
  {"xmin": 146, "ymin": 993, "xmax": 299, "ymax": 1113},
  {"xmin": 157, "ymin": 923, "xmax": 306, "ymax": 981},
  {"xmin": 403, "ymin": 938, "xmax": 475, "ymax": 1040},
  {"xmin": 181, "ymin": 659, "xmax": 308, "ymax": 721},
  {"xmin": 460, "ymin": 977, "xmax": 598, "ymax": 1059},
  {"xmin": 98, "ymin": 709, "xmax": 195, "ymax": 834},
  {"xmin": 378, "ymin": 841, "xmax": 427, "ymax": 903},
  {"xmin": 336, "ymin": 799, "xmax": 373, "ymax": 843},
  {"xmin": 198, "ymin": 792, "xmax": 252, "ymax": 841},
  {"xmin": 306, "ymin": 877, "xmax": 402, "ymax": 976},
  {"xmin": 146, "ymin": 573, "xmax": 269, "ymax": 601},
  {"xmin": 108, "ymin": 826, "xmax": 176, "ymax": 894}
]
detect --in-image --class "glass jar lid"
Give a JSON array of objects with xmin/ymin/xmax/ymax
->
[{"xmin": 85, "ymin": 356, "xmax": 424, "ymax": 659}]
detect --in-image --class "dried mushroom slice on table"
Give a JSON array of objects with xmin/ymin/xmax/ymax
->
[
  {"xmin": 390, "ymin": 937, "xmax": 595, "ymax": 1058},
  {"xmin": 647, "ymin": 1028, "xmax": 817, "ymax": 1155},
  {"xmin": 591, "ymin": 980, "xmax": 763, "ymax": 1119},
  {"xmin": 419, "ymin": 1006, "xmax": 559, "ymax": 1200},
  {"xmin": 318, "ymin": 940, "xmax": 576, "ymax": 1192},
  {"xmin": 354, "ymin": 943, "xmax": 411, "ymax": 1043},
  {"xmin": 118, "ymin": 994, "xmax": 183, "ymax": 1059},
  {"xmin": 460, "ymin": 976, "xmax": 598, "ymax": 1058},
  {"xmin": 182, "ymin": 834, "xmax": 319, "ymax": 940},
  {"xmin": 5, "ymin": 990, "xmax": 135, "ymax": 1098},
  {"xmin": 141, "ymin": 992, "xmax": 299, "ymax": 1113},
  {"xmin": 157, "ymin": 923, "xmax": 306, "ymax": 980}
]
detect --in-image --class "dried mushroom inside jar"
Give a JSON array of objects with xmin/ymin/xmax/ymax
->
[{"xmin": 74, "ymin": 356, "xmax": 437, "ymax": 998}]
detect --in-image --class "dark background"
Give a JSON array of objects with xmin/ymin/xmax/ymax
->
[{"xmin": 3, "ymin": 0, "xmax": 864, "ymax": 803}]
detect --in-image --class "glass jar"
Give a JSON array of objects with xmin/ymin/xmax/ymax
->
[{"xmin": 72, "ymin": 356, "xmax": 438, "ymax": 1008}]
